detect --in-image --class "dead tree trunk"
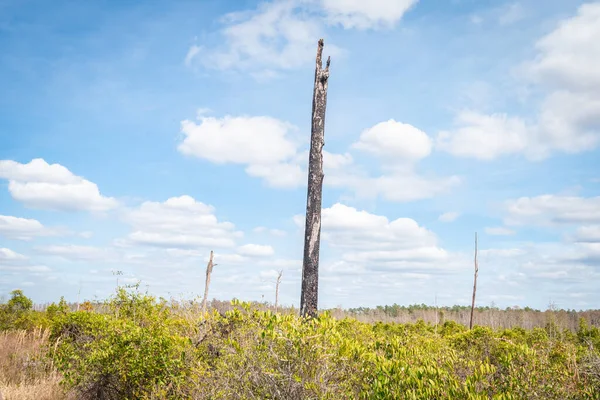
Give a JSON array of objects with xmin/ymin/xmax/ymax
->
[
  {"xmin": 201, "ymin": 251, "xmax": 215, "ymax": 313},
  {"xmin": 469, "ymin": 233, "xmax": 479, "ymax": 329},
  {"xmin": 76, "ymin": 281, "xmax": 81, "ymax": 312},
  {"xmin": 275, "ymin": 270, "xmax": 283, "ymax": 313},
  {"xmin": 300, "ymin": 39, "xmax": 331, "ymax": 319}
]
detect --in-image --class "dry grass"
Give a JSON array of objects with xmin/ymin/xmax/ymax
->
[{"xmin": 0, "ymin": 328, "xmax": 67, "ymax": 400}]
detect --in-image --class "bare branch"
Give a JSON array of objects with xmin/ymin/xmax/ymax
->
[
  {"xmin": 275, "ymin": 270, "xmax": 283, "ymax": 313},
  {"xmin": 469, "ymin": 233, "xmax": 479, "ymax": 329}
]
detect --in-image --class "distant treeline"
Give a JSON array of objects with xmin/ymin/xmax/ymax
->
[{"xmin": 26, "ymin": 298, "xmax": 600, "ymax": 332}]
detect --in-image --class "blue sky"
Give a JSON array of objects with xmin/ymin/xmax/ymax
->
[{"xmin": 1, "ymin": 0, "xmax": 599, "ymax": 310}]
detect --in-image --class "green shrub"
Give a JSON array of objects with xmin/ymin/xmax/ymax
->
[
  {"xmin": 0, "ymin": 289, "xmax": 46, "ymax": 330},
  {"xmin": 34, "ymin": 289, "xmax": 600, "ymax": 399},
  {"xmin": 50, "ymin": 289, "xmax": 196, "ymax": 400}
]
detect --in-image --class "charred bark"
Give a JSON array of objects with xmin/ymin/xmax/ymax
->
[{"xmin": 300, "ymin": 39, "xmax": 330, "ymax": 319}]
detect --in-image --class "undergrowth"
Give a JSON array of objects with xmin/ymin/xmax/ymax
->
[{"xmin": 1, "ymin": 288, "xmax": 599, "ymax": 399}]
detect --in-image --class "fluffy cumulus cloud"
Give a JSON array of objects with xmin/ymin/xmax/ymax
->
[
  {"xmin": 321, "ymin": 0, "xmax": 418, "ymax": 29},
  {"xmin": 352, "ymin": 119, "xmax": 432, "ymax": 162},
  {"xmin": 525, "ymin": 3, "xmax": 600, "ymax": 93},
  {"xmin": 0, "ymin": 159, "xmax": 118, "ymax": 212},
  {"xmin": 178, "ymin": 112, "xmax": 459, "ymax": 201},
  {"xmin": 119, "ymin": 195, "xmax": 243, "ymax": 249},
  {"xmin": 0, "ymin": 215, "xmax": 59, "ymax": 240},
  {"xmin": 325, "ymin": 121, "xmax": 459, "ymax": 202},
  {"xmin": 527, "ymin": 2, "xmax": 600, "ymax": 157},
  {"xmin": 179, "ymin": 116, "xmax": 297, "ymax": 165},
  {"xmin": 437, "ymin": 3, "xmax": 600, "ymax": 160},
  {"xmin": 296, "ymin": 203, "xmax": 463, "ymax": 274},
  {"xmin": 178, "ymin": 115, "xmax": 305, "ymax": 188}
]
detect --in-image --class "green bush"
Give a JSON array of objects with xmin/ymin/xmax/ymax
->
[
  {"xmin": 0, "ymin": 286, "xmax": 589, "ymax": 399},
  {"xmin": 50, "ymin": 289, "xmax": 195, "ymax": 400},
  {"xmin": 0, "ymin": 289, "xmax": 51, "ymax": 330}
]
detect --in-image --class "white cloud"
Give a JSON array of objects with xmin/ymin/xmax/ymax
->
[
  {"xmin": 0, "ymin": 247, "xmax": 51, "ymax": 272},
  {"xmin": 34, "ymin": 245, "xmax": 116, "ymax": 261},
  {"xmin": 186, "ymin": 0, "xmax": 417, "ymax": 75},
  {"xmin": 119, "ymin": 195, "xmax": 242, "ymax": 249},
  {"xmin": 480, "ymin": 248, "xmax": 526, "ymax": 258},
  {"xmin": 321, "ymin": 203, "xmax": 436, "ymax": 249},
  {"xmin": 184, "ymin": 44, "xmax": 201, "ymax": 67},
  {"xmin": 0, "ymin": 215, "xmax": 58, "ymax": 240},
  {"xmin": 178, "ymin": 114, "xmax": 305, "ymax": 188},
  {"xmin": 326, "ymin": 120, "xmax": 460, "ymax": 202},
  {"xmin": 438, "ymin": 3, "xmax": 600, "ymax": 160},
  {"xmin": 438, "ymin": 212, "xmax": 459, "ymax": 223},
  {"xmin": 196, "ymin": 107, "xmax": 212, "ymax": 118},
  {"xmin": 0, "ymin": 159, "xmax": 118, "ymax": 212},
  {"xmin": 79, "ymin": 231, "xmax": 94, "ymax": 239},
  {"xmin": 177, "ymin": 113, "xmax": 459, "ymax": 201},
  {"xmin": 504, "ymin": 195, "xmax": 600, "ymax": 226},
  {"xmin": 482, "ymin": 242, "xmax": 600, "ymax": 285},
  {"xmin": 238, "ymin": 244, "xmax": 275, "ymax": 257},
  {"xmin": 574, "ymin": 226, "xmax": 600, "ymax": 243},
  {"xmin": 321, "ymin": 0, "xmax": 418, "ymax": 29},
  {"xmin": 179, "ymin": 115, "xmax": 297, "ymax": 165},
  {"xmin": 498, "ymin": 2, "xmax": 525, "ymax": 25},
  {"xmin": 253, "ymin": 226, "xmax": 287, "ymax": 237},
  {"xmin": 323, "ymin": 151, "xmax": 353, "ymax": 170},
  {"xmin": 470, "ymin": 14, "xmax": 483, "ymax": 25},
  {"xmin": 352, "ymin": 119, "xmax": 432, "ymax": 162},
  {"xmin": 257, "ymin": 258, "xmax": 301, "ymax": 271},
  {"xmin": 188, "ymin": 1, "xmax": 326, "ymax": 74},
  {"xmin": 295, "ymin": 203, "xmax": 464, "ymax": 274},
  {"xmin": 245, "ymin": 162, "xmax": 305, "ymax": 188},
  {"xmin": 484, "ymin": 226, "xmax": 516, "ymax": 236},
  {"xmin": 525, "ymin": 3, "xmax": 600, "ymax": 92},
  {"xmin": 0, "ymin": 248, "xmax": 28, "ymax": 262},
  {"xmin": 329, "ymin": 170, "xmax": 460, "ymax": 202},
  {"xmin": 259, "ymin": 269, "xmax": 282, "ymax": 280},
  {"xmin": 436, "ymin": 111, "xmax": 529, "ymax": 160}
]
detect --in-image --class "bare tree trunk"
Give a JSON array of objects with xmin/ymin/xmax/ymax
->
[
  {"xmin": 76, "ymin": 280, "xmax": 81, "ymax": 312},
  {"xmin": 275, "ymin": 270, "xmax": 283, "ymax": 313},
  {"xmin": 300, "ymin": 39, "xmax": 331, "ymax": 319},
  {"xmin": 201, "ymin": 251, "xmax": 215, "ymax": 313},
  {"xmin": 469, "ymin": 233, "xmax": 479, "ymax": 329},
  {"xmin": 434, "ymin": 293, "xmax": 438, "ymax": 334}
]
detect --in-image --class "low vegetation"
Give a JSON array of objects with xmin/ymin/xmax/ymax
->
[{"xmin": 1, "ymin": 288, "xmax": 599, "ymax": 399}]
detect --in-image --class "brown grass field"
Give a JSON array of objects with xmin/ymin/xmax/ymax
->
[{"xmin": 0, "ymin": 328, "xmax": 66, "ymax": 400}]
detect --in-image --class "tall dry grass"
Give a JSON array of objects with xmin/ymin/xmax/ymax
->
[{"xmin": 0, "ymin": 327, "xmax": 67, "ymax": 400}]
